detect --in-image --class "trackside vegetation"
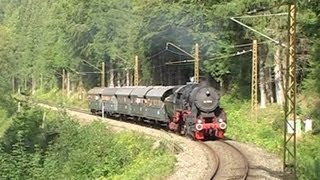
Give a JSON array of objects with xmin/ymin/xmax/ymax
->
[
  {"xmin": 0, "ymin": 1, "xmax": 320, "ymax": 179},
  {"xmin": 221, "ymin": 95, "xmax": 320, "ymax": 180},
  {"xmin": 33, "ymin": 89, "xmax": 320, "ymax": 179},
  {"xmin": 33, "ymin": 88, "xmax": 88, "ymax": 109},
  {"xmin": 0, "ymin": 107, "xmax": 175, "ymax": 179}
]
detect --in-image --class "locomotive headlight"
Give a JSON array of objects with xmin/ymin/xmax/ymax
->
[
  {"xmin": 197, "ymin": 119, "xmax": 202, "ymax": 124},
  {"xmin": 219, "ymin": 122, "xmax": 227, "ymax": 130},
  {"xmin": 218, "ymin": 118, "xmax": 224, "ymax": 123},
  {"xmin": 195, "ymin": 123, "xmax": 203, "ymax": 131}
]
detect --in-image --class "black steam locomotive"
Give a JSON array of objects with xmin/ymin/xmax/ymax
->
[{"xmin": 88, "ymin": 83, "xmax": 227, "ymax": 140}]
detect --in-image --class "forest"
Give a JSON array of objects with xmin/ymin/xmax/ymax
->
[
  {"xmin": 0, "ymin": 0, "xmax": 320, "ymax": 179},
  {"xmin": 0, "ymin": 0, "xmax": 318, "ymax": 105}
]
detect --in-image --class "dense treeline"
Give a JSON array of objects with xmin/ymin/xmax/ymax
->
[
  {"xmin": 0, "ymin": 1, "xmax": 320, "ymax": 179},
  {"xmin": 0, "ymin": 0, "xmax": 318, "ymax": 105},
  {"xmin": 0, "ymin": 107, "xmax": 175, "ymax": 179}
]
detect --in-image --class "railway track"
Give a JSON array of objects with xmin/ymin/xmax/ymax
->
[
  {"xmin": 35, "ymin": 100, "xmax": 249, "ymax": 180},
  {"xmin": 205, "ymin": 140, "xmax": 249, "ymax": 180}
]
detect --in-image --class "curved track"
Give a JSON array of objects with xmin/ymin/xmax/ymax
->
[
  {"xmin": 205, "ymin": 140, "xmax": 249, "ymax": 180},
  {"xmin": 36, "ymin": 101, "xmax": 249, "ymax": 180}
]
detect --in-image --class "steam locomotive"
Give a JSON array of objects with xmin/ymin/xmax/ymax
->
[{"xmin": 87, "ymin": 82, "xmax": 227, "ymax": 140}]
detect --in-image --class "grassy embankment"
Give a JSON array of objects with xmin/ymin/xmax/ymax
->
[
  {"xmin": 33, "ymin": 89, "xmax": 320, "ymax": 179},
  {"xmin": 221, "ymin": 95, "xmax": 320, "ymax": 180},
  {"xmin": 0, "ymin": 93, "xmax": 176, "ymax": 179}
]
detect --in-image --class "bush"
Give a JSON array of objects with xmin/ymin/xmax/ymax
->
[
  {"xmin": 297, "ymin": 135, "xmax": 320, "ymax": 180},
  {"xmin": 221, "ymin": 95, "xmax": 320, "ymax": 179},
  {"xmin": 0, "ymin": 107, "xmax": 175, "ymax": 179},
  {"xmin": 33, "ymin": 89, "xmax": 88, "ymax": 109},
  {"xmin": 0, "ymin": 108, "xmax": 10, "ymax": 136},
  {"xmin": 221, "ymin": 96, "xmax": 283, "ymax": 153}
]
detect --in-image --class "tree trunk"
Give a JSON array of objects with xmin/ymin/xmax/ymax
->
[
  {"xmin": 130, "ymin": 69, "xmax": 133, "ymax": 86},
  {"xmin": 62, "ymin": 69, "xmax": 66, "ymax": 94},
  {"xmin": 108, "ymin": 61, "xmax": 114, "ymax": 87},
  {"xmin": 259, "ymin": 58, "xmax": 267, "ymax": 108},
  {"xmin": 178, "ymin": 68, "xmax": 182, "ymax": 85},
  {"xmin": 267, "ymin": 68, "xmax": 274, "ymax": 103},
  {"xmin": 160, "ymin": 56, "xmax": 164, "ymax": 85},
  {"xmin": 274, "ymin": 46, "xmax": 284, "ymax": 105},
  {"xmin": 160, "ymin": 65, "xmax": 163, "ymax": 85},
  {"xmin": 126, "ymin": 69, "xmax": 130, "ymax": 86},
  {"xmin": 116, "ymin": 71, "xmax": 121, "ymax": 87},
  {"xmin": 264, "ymin": 67, "xmax": 273, "ymax": 104},
  {"xmin": 40, "ymin": 74, "xmax": 43, "ymax": 90},
  {"xmin": 67, "ymin": 71, "xmax": 70, "ymax": 97},
  {"xmin": 12, "ymin": 77, "xmax": 15, "ymax": 93},
  {"xmin": 32, "ymin": 76, "xmax": 36, "ymax": 95}
]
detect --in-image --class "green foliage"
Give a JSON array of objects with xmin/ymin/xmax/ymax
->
[
  {"xmin": 33, "ymin": 88, "xmax": 88, "ymax": 109},
  {"xmin": 221, "ymin": 96, "xmax": 283, "ymax": 152},
  {"xmin": 221, "ymin": 96, "xmax": 320, "ymax": 179},
  {"xmin": 0, "ymin": 107, "xmax": 175, "ymax": 179},
  {"xmin": 297, "ymin": 135, "xmax": 320, "ymax": 180},
  {"xmin": 0, "ymin": 0, "xmax": 318, "ymax": 94},
  {"xmin": 0, "ymin": 109, "xmax": 10, "ymax": 137}
]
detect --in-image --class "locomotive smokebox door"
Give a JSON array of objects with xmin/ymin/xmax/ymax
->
[{"xmin": 193, "ymin": 87, "xmax": 219, "ymax": 113}]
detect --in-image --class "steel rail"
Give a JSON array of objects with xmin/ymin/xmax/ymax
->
[
  {"xmin": 33, "ymin": 100, "xmax": 224, "ymax": 180},
  {"xmin": 205, "ymin": 140, "xmax": 249, "ymax": 180}
]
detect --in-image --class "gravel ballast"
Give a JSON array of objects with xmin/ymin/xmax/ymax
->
[{"xmin": 226, "ymin": 140, "xmax": 283, "ymax": 180}]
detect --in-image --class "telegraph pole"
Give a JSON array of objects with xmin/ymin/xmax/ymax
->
[
  {"xmin": 134, "ymin": 55, "xmax": 139, "ymax": 86},
  {"xmin": 194, "ymin": 43, "xmax": 200, "ymax": 83},
  {"xmin": 251, "ymin": 40, "xmax": 258, "ymax": 121},
  {"xmin": 101, "ymin": 61, "xmax": 105, "ymax": 87},
  {"xmin": 283, "ymin": 3, "xmax": 297, "ymax": 179}
]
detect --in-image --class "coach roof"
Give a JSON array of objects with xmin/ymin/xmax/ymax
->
[
  {"xmin": 146, "ymin": 86, "xmax": 174, "ymax": 99},
  {"xmin": 115, "ymin": 87, "xmax": 135, "ymax": 96},
  {"xmin": 130, "ymin": 86, "xmax": 154, "ymax": 98},
  {"xmin": 87, "ymin": 87, "xmax": 104, "ymax": 95},
  {"xmin": 101, "ymin": 87, "xmax": 118, "ymax": 96}
]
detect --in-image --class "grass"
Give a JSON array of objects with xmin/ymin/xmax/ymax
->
[
  {"xmin": 221, "ymin": 96, "xmax": 284, "ymax": 153},
  {"xmin": 33, "ymin": 88, "xmax": 89, "ymax": 109},
  {"xmin": 220, "ymin": 95, "xmax": 320, "ymax": 179}
]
